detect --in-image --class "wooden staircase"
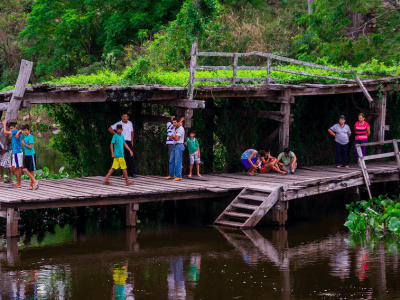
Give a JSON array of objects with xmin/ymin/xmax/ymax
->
[{"xmin": 214, "ymin": 185, "xmax": 284, "ymax": 229}]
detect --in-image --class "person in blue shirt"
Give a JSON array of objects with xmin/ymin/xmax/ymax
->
[
  {"xmin": 103, "ymin": 124, "xmax": 135, "ymax": 186},
  {"xmin": 2, "ymin": 121, "xmax": 23, "ymax": 188},
  {"xmin": 21, "ymin": 124, "xmax": 39, "ymax": 190}
]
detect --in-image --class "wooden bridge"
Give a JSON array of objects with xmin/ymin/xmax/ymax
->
[
  {"xmin": 1, "ymin": 158, "xmax": 399, "ymax": 237},
  {"xmin": 0, "ymin": 48, "xmax": 399, "ymax": 237}
]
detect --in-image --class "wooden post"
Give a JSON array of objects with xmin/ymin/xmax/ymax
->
[
  {"xmin": 100, "ymin": 205, "xmax": 107, "ymax": 221},
  {"xmin": 357, "ymin": 145, "xmax": 372, "ymax": 199},
  {"xmin": 279, "ymin": 90, "xmax": 291, "ymax": 153},
  {"xmin": 187, "ymin": 40, "xmax": 198, "ymax": 102},
  {"xmin": 203, "ymin": 98, "xmax": 214, "ymax": 173},
  {"xmin": 6, "ymin": 237, "xmax": 20, "ymax": 265},
  {"xmin": 266, "ymin": 56, "xmax": 271, "ymax": 85},
  {"xmin": 6, "ymin": 208, "xmax": 20, "ymax": 237},
  {"xmin": 372, "ymin": 92, "xmax": 387, "ymax": 154},
  {"xmin": 272, "ymin": 201, "xmax": 288, "ymax": 227},
  {"xmin": 232, "ymin": 53, "xmax": 238, "ymax": 86},
  {"xmin": 392, "ymin": 140, "xmax": 400, "ymax": 173},
  {"xmin": 126, "ymin": 203, "xmax": 139, "ymax": 227},
  {"xmin": 126, "ymin": 227, "xmax": 139, "ymax": 252},
  {"xmin": 4, "ymin": 60, "xmax": 33, "ymax": 122}
]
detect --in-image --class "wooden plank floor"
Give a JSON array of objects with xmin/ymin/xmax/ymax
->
[{"xmin": 0, "ymin": 161, "xmax": 398, "ymax": 209}]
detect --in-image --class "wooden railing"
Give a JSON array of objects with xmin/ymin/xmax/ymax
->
[
  {"xmin": 186, "ymin": 42, "xmax": 374, "ymax": 102},
  {"xmin": 356, "ymin": 139, "xmax": 400, "ymax": 199}
]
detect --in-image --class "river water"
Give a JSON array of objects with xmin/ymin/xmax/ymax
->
[{"xmin": 0, "ymin": 213, "xmax": 399, "ymax": 300}]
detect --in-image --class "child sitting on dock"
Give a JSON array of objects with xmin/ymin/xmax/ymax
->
[
  {"xmin": 2, "ymin": 121, "xmax": 23, "ymax": 188},
  {"xmin": 21, "ymin": 125, "xmax": 40, "ymax": 190},
  {"xmin": 185, "ymin": 130, "xmax": 201, "ymax": 177},
  {"xmin": 260, "ymin": 150, "xmax": 287, "ymax": 174},
  {"xmin": 103, "ymin": 124, "xmax": 135, "ymax": 186}
]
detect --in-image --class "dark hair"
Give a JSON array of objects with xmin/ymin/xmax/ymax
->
[
  {"xmin": 116, "ymin": 124, "xmax": 123, "ymax": 130},
  {"xmin": 189, "ymin": 130, "xmax": 196, "ymax": 135},
  {"xmin": 173, "ymin": 117, "xmax": 179, "ymax": 122},
  {"xmin": 8, "ymin": 122, "xmax": 17, "ymax": 128},
  {"xmin": 22, "ymin": 124, "xmax": 30, "ymax": 131},
  {"xmin": 258, "ymin": 150, "xmax": 266, "ymax": 157},
  {"xmin": 122, "ymin": 113, "xmax": 128, "ymax": 116},
  {"xmin": 284, "ymin": 148, "xmax": 290, "ymax": 154}
]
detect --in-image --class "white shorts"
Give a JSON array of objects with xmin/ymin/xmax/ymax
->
[{"xmin": 12, "ymin": 153, "xmax": 23, "ymax": 169}]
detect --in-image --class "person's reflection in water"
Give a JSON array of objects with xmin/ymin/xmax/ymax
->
[
  {"xmin": 187, "ymin": 254, "xmax": 201, "ymax": 287},
  {"xmin": 26, "ymin": 270, "xmax": 39, "ymax": 300},
  {"xmin": 329, "ymin": 248, "xmax": 351, "ymax": 280},
  {"xmin": 112, "ymin": 261, "xmax": 135, "ymax": 300},
  {"xmin": 11, "ymin": 271, "xmax": 26, "ymax": 300},
  {"xmin": 168, "ymin": 256, "xmax": 186, "ymax": 300},
  {"xmin": 355, "ymin": 247, "xmax": 370, "ymax": 281}
]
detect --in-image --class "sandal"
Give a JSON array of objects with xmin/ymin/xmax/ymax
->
[
  {"xmin": 103, "ymin": 181, "xmax": 113, "ymax": 185},
  {"xmin": 126, "ymin": 181, "xmax": 135, "ymax": 186}
]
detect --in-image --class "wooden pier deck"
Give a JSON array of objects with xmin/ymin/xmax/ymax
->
[{"xmin": 1, "ymin": 161, "xmax": 399, "ymax": 236}]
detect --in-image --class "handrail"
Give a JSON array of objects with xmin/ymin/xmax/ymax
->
[
  {"xmin": 355, "ymin": 139, "xmax": 400, "ymax": 199},
  {"xmin": 187, "ymin": 45, "xmax": 375, "ymax": 102}
]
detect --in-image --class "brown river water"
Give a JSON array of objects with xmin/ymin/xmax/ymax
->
[{"xmin": 0, "ymin": 213, "xmax": 399, "ymax": 300}]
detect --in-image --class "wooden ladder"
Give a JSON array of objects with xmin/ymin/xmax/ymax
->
[{"xmin": 214, "ymin": 185, "xmax": 284, "ymax": 229}]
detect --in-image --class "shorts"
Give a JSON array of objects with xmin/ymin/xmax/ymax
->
[
  {"xmin": 24, "ymin": 154, "xmax": 37, "ymax": 172},
  {"xmin": 12, "ymin": 153, "xmax": 23, "ymax": 169},
  {"xmin": 112, "ymin": 157, "xmax": 127, "ymax": 170},
  {"xmin": 0, "ymin": 151, "xmax": 11, "ymax": 168},
  {"xmin": 189, "ymin": 151, "xmax": 201, "ymax": 164},
  {"xmin": 241, "ymin": 157, "xmax": 258, "ymax": 170}
]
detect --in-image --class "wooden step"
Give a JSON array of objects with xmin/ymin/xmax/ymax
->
[
  {"xmin": 238, "ymin": 194, "xmax": 269, "ymax": 202},
  {"xmin": 224, "ymin": 211, "xmax": 252, "ymax": 218},
  {"xmin": 231, "ymin": 203, "xmax": 259, "ymax": 210},
  {"xmin": 214, "ymin": 220, "xmax": 244, "ymax": 228}
]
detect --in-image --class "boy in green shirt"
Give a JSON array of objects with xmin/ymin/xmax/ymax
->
[
  {"xmin": 185, "ymin": 130, "xmax": 201, "ymax": 177},
  {"xmin": 22, "ymin": 124, "xmax": 40, "ymax": 190}
]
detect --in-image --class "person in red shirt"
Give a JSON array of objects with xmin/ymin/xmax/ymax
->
[{"xmin": 354, "ymin": 113, "xmax": 370, "ymax": 165}]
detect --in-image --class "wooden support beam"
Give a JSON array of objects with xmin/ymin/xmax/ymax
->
[
  {"xmin": 5, "ymin": 60, "xmax": 33, "ymax": 122},
  {"xmin": 196, "ymin": 108, "xmax": 293, "ymax": 122},
  {"xmin": 0, "ymin": 101, "xmax": 31, "ymax": 111},
  {"xmin": 272, "ymin": 201, "xmax": 288, "ymax": 227},
  {"xmin": 259, "ymin": 128, "xmax": 279, "ymax": 150},
  {"xmin": 279, "ymin": 90, "xmax": 292, "ymax": 153},
  {"xmin": 6, "ymin": 208, "xmax": 20, "ymax": 237},
  {"xmin": 147, "ymin": 99, "xmax": 205, "ymax": 108},
  {"xmin": 126, "ymin": 203, "xmax": 139, "ymax": 227},
  {"xmin": 188, "ymin": 40, "xmax": 198, "ymax": 101},
  {"xmin": 372, "ymin": 93, "xmax": 387, "ymax": 154}
]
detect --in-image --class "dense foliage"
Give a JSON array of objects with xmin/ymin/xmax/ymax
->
[{"xmin": 345, "ymin": 195, "xmax": 400, "ymax": 236}]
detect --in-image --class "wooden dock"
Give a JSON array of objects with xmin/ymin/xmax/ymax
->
[{"xmin": 1, "ymin": 161, "xmax": 399, "ymax": 236}]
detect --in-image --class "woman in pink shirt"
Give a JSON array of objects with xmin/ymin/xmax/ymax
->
[{"xmin": 354, "ymin": 113, "xmax": 370, "ymax": 165}]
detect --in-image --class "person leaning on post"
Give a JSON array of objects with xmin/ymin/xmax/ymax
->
[
  {"xmin": 354, "ymin": 113, "xmax": 370, "ymax": 166},
  {"xmin": 166, "ymin": 115, "xmax": 185, "ymax": 163},
  {"xmin": 108, "ymin": 113, "xmax": 136, "ymax": 178},
  {"xmin": 328, "ymin": 115, "xmax": 351, "ymax": 168}
]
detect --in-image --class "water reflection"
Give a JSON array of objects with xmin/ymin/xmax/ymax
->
[{"xmin": 0, "ymin": 220, "xmax": 399, "ymax": 299}]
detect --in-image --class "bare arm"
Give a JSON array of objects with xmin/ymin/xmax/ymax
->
[
  {"xmin": 2, "ymin": 121, "xmax": 11, "ymax": 136},
  {"xmin": 123, "ymin": 142, "xmax": 133, "ymax": 156},
  {"xmin": 328, "ymin": 129, "xmax": 336, "ymax": 137},
  {"xmin": 291, "ymin": 156, "xmax": 297, "ymax": 168},
  {"xmin": 172, "ymin": 135, "xmax": 180, "ymax": 141},
  {"xmin": 111, "ymin": 143, "xmax": 115, "ymax": 158},
  {"xmin": 197, "ymin": 146, "xmax": 200, "ymax": 157},
  {"xmin": 367, "ymin": 126, "xmax": 371, "ymax": 136},
  {"xmin": 131, "ymin": 131, "xmax": 134, "ymax": 146},
  {"xmin": 108, "ymin": 126, "xmax": 116, "ymax": 135},
  {"xmin": 15, "ymin": 130, "xmax": 22, "ymax": 139},
  {"xmin": 22, "ymin": 141, "xmax": 33, "ymax": 149}
]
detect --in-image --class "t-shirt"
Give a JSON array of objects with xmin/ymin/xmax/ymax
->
[
  {"xmin": 185, "ymin": 137, "xmax": 200, "ymax": 154},
  {"xmin": 355, "ymin": 121, "xmax": 370, "ymax": 141},
  {"xmin": 241, "ymin": 149, "xmax": 257, "ymax": 160},
  {"xmin": 11, "ymin": 130, "xmax": 22, "ymax": 154},
  {"xmin": 111, "ymin": 120, "xmax": 134, "ymax": 142},
  {"xmin": 173, "ymin": 126, "xmax": 185, "ymax": 144},
  {"xmin": 278, "ymin": 151, "xmax": 295, "ymax": 166},
  {"xmin": 22, "ymin": 133, "xmax": 35, "ymax": 156},
  {"xmin": 329, "ymin": 123, "xmax": 351, "ymax": 145},
  {"xmin": 111, "ymin": 133, "xmax": 126, "ymax": 158},
  {"xmin": 166, "ymin": 121, "xmax": 174, "ymax": 145}
]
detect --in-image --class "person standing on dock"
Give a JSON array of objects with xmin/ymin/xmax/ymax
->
[
  {"xmin": 21, "ymin": 125, "xmax": 40, "ymax": 190},
  {"xmin": 277, "ymin": 148, "xmax": 297, "ymax": 174},
  {"xmin": 108, "ymin": 113, "xmax": 136, "ymax": 178},
  {"xmin": 103, "ymin": 124, "xmax": 135, "ymax": 186},
  {"xmin": 328, "ymin": 115, "xmax": 351, "ymax": 168},
  {"xmin": 354, "ymin": 113, "xmax": 370, "ymax": 166},
  {"xmin": 166, "ymin": 115, "xmax": 185, "ymax": 162},
  {"xmin": 165, "ymin": 117, "xmax": 185, "ymax": 181},
  {"xmin": 2, "ymin": 121, "xmax": 23, "ymax": 188},
  {"xmin": 0, "ymin": 141, "xmax": 13, "ymax": 184}
]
